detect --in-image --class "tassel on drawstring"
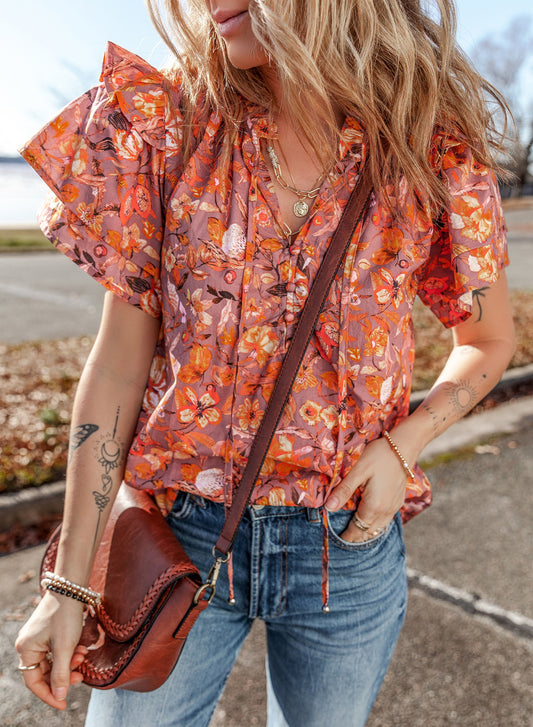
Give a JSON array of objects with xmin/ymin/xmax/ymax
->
[
  {"xmin": 321, "ymin": 509, "xmax": 330, "ymax": 613},
  {"xmin": 321, "ymin": 452, "xmax": 343, "ymax": 615},
  {"xmin": 228, "ymin": 551, "xmax": 236, "ymax": 605}
]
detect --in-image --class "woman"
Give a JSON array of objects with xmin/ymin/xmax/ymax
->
[{"xmin": 15, "ymin": 1, "xmax": 515, "ymax": 725}]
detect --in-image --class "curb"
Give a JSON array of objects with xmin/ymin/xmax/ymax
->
[
  {"xmin": 1, "ymin": 364, "xmax": 533, "ymax": 534},
  {"xmin": 0, "ymin": 480, "xmax": 65, "ymax": 532}
]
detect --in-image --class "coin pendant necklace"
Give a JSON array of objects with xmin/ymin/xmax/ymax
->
[{"xmin": 267, "ymin": 142, "xmax": 324, "ymax": 218}]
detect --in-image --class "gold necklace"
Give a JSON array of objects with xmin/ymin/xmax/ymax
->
[{"xmin": 267, "ymin": 142, "xmax": 324, "ymax": 218}]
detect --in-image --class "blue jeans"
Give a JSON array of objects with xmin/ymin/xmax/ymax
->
[{"xmin": 85, "ymin": 493, "xmax": 407, "ymax": 726}]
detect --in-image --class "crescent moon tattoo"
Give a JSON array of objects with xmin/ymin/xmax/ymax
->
[
  {"xmin": 92, "ymin": 406, "xmax": 123, "ymax": 547},
  {"xmin": 98, "ymin": 439, "xmax": 121, "ymax": 473}
]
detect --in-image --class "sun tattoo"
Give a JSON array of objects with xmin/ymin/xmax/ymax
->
[{"xmin": 443, "ymin": 380, "xmax": 478, "ymax": 414}]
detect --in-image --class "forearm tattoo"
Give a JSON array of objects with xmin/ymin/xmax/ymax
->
[
  {"xmin": 421, "ymin": 402, "xmax": 444, "ymax": 438},
  {"xmin": 442, "ymin": 379, "xmax": 479, "ymax": 416},
  {"xmin": 92, "ymin": 407, "xmax": 123, "ymax": 546},
  {"xmin": 68, "ymin": 423, "xmax": 99, "ymax": 463},
  {"xmin": 472, "ymin": 287, "xmax": 489, "ymax": 322},
  {"xmin": 421, "ymin": 378, "xmax": 480, "ymax": 440}
]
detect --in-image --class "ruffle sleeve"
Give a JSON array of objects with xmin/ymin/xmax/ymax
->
[
  {"xmin": 416, "ymin": 134, "xmax": 509, "ymax": 328},
  {"xmin": 20, "ymin": 42, "xmax": 184, "ymax": 318}
]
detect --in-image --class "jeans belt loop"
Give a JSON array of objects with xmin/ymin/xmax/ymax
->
[{"xmin": 306, "ymin": 507, "xmax": 321, "ymax": 523}]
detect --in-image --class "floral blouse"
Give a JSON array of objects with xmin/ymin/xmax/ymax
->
[{"xmin": 22, "ymin": 43, "xmax": 508, "ymax": 524}]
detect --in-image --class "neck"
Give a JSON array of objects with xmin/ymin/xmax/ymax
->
[{"xmin": 259, "ymin": 64, "xmax": 344, "ymax": 135}]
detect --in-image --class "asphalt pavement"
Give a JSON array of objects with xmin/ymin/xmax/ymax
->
[{"xmin": 0, "ymin": 201, "xmax": 532, "ymax": 725}]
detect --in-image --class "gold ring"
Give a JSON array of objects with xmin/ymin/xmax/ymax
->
[
  {"xmin": 18, "ymin": 662, "xmax": 41, "ymax": 672},
  {"xmin": 352, "ymin": 513, "xmax": 371, "ymax": 531},
  {"xmin": 370, "ymin": 527, "xmax": 386, "ymax": 537}
]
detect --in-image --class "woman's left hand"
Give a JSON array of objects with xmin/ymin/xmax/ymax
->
[{"xmin": 324, "ymin": 436, "xmax": 409, "ymax": 542}]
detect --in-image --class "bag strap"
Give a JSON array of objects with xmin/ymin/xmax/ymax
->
[{"xmin": 211, "ymin": 163, "xmax": 373, "ymax": 558}]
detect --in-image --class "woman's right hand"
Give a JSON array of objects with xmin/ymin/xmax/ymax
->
[{"xmin": 15, "ymin": 591, "xmax": 89, "ymax": 710}]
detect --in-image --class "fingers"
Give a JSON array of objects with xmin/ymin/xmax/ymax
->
[
  {"xmin": 49, "ymin": 638, "xmax": 81, "ymax": 702},
  {"xmin": 17, "ymin": 647, "xmax": 87, "ymax": 709},
  {"xmin": 15, "ymin": 591, "xmax": 87, "ymax": 709},
  {"xmin": 339, "ymin": 478, "xmax": 405, "ymax": 542},
  {"xmin": 324, "ymin": 436, "xmax": 409, "ymax": 542},
  {"xmin": 340, "ymin": 511, "xmax": 391, "ymax": 543},
  {"xmin": 69, "ymin": 648, "xmax": 87, "ymax": 685},
  {"xmin": 17, "ymin": 649, "xmax": 67, "ymax": 710},
  {"xmin": 22, "ymin": 666, "xmax": 69, "ymax": 711},
  {"xmin": 325, "ymin": 471, "xmax": 366, "ymax": 512}
]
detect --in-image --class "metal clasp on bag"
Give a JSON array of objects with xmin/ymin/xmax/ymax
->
[{"xmin": 193, "ymin": 546, "xmax": 231, "ymax": 605}]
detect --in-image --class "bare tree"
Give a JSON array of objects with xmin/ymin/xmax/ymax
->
[{"xmin": 472, "ymin": 15, "xmax": 533, "ymax": 194}]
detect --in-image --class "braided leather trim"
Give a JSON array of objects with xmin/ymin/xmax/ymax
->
[
  {"xmin": 97, "ymin": 564, "xmax": 199, "ymax": 640},
  {"xmin": 79, "ymin": 585, "xmax": 203, "ymax": 687},
  {"xmin": 79, "ymin": 617, "xmax": 152, "ymax": 684}
]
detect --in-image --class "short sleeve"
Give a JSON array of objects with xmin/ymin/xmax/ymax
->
[
  {"xmin": 416, "ymin": 135, "xmax": 509, "ymax": 328},
  {"xmin": 19, "ymin": 42, "xmax": 184, "ymax": 318}
]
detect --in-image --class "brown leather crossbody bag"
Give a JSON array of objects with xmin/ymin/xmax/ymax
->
[{"xmin": 41, "ymin": 165, "xmax": 373, "ymax": 691}]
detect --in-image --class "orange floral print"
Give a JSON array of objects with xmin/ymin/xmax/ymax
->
[
  {"xmin": 236, "ymin": 399, "xmax": 262, "ymax": 432},
  {"xmin": 21, "ymin": 43, "xmax": 509, "ymax": 522},
  {"xmin": 238, "ymin": 325, "xmax": 280, "ymax": 367},
  {"xmin": 176, "ymin": 385, "xmax": 221, "ymax": 429},
  {"xmin": 299, "ymin": 401, "xmax": 323, "ymax": 426},
  {"xmin": 371, "ymin": 269, "xmax": 406, "ymax": 309},
  {"xmin": 450, "ymin": 194, "xmax": 493, "ymax": 243}
]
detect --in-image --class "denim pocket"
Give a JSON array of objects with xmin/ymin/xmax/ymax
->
[
  {"xmin": 165, "ymin": 490, "xmax": 195, "ymax": 524},
  {"xmin": 326, "ymin": 509, "xmax": 395, "ymax": 551}
]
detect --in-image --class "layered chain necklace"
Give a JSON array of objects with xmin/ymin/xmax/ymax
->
[{"xmin": 267, "ymin": 141, "xmax": 325, "ymax": 219}]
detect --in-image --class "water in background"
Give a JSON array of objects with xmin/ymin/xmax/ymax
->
[{"xmin": 0, "ymin": 161, "xmax": 50, "ymax": 227}]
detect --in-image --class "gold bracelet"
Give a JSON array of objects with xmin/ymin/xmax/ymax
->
[
  {"xmin": 383, "ymin": 430, "xmax": 416, "ymax": 481},
  {"xmin": 41, "ymin": 572, "xmax": 101, "ymax": 608}
]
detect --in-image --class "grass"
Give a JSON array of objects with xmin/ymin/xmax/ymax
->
[{"xmin": 0, "ymin": 228, "xmax": 55, "ymax": 251}]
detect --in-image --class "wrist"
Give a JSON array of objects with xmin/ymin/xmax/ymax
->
[
  {"xmin": 385, "ymin": 418, "xmax": 426, "ymax": 467},
  {"xmin": 382, "ymin": 431, "xmax": 416, "ymax": 480},
  {"xmin": 41, "ymin": 588, "xmax": 86, "ymax": 614},
  {"xmin": 54, "ymin": 534, "xmax": 97, "ymax": 588}
]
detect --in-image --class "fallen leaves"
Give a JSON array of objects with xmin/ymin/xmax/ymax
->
[
  {"xmin": 0, "ymin": 516, "xmax": 62, "ymax": 554},
  {"xmin": 17, "ymin": 570, "xmax": 36, "ymax": 584},
  {"xmin": 0, "ymin": 336, "xmax": 93, "ymax": 493}
]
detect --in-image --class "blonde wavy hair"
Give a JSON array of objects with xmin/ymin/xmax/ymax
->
[{"xmin": 147, "ymin": 0, "xmax": 510, "ymax": 209}]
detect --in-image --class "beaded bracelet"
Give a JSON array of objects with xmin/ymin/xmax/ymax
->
[
  {"xmin": 383, "ymin": 430, "xmax": 416, "ymax": 481},
  {"xmin": 41, "ymin": 579, "xmax": 99, "ymax": 610},
  {"xmin": 41, "ymin": 571, "xmax": 101, "ymax": 609}
]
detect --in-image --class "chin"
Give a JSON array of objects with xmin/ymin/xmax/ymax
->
[{"xmin": 224, "ymin": 42, "xmax": 269, "ymax": 70}]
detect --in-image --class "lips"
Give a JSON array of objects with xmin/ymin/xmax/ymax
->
[
  {"xmin": 211, "ymin": 8, "xmax": 249, "ymax": 36},
  {"xmin": 211, "ymin": 9, "xmax": 246, "ymax": 24}
]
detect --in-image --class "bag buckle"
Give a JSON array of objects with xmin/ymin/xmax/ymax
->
[{"xmin": 193, "ymin": 546, "xmax": 231, "ymax": 605}]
